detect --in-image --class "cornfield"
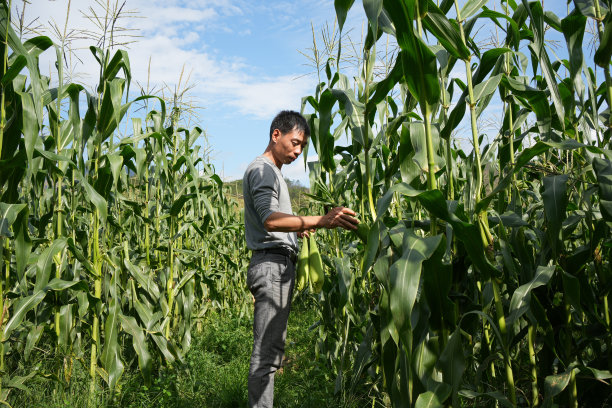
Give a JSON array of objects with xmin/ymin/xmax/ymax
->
[
  {"xmin": 299, "ymin": 0, "xmax": 612, "ymax": 406},
  {"xmin": 1, "ymin": 0, "xmax": 612, "ymax": 407},
  {"xmin": 0, "ymin": 0, "xmax": 250, "ymax": 403}
]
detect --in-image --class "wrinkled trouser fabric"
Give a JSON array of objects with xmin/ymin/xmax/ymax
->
[{"xmin": 247, "ymin": 252, "xmax": 295, "ymax": 408}]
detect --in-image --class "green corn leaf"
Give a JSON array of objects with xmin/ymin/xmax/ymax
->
[
  {"xmin": 97, "ymin": 78, "xmax": 125, "ymax": 143},
  {"xmin": 436, "ymin": 328, "xmax": 466, "ymax": 407},
  {"xmin": 593, "ymin": 158, "xmax": 612, "ymax": 222},
  {"xmin": 441, "ymin": 48, "xmax": 511, "ymax": 140},
  {"xmin": 543, "ymin": 369, "xmax": 574, "ymax": 403},
  {"xmin": 595, "ymin": 13, "xmax": 612, "ymax": 67},
  {"xmin": 173, "ymin": 269, "xmax": 197, "ymax": 298},
  {"xmin": 73, "ymin": 171, "xmax": 108, "ymax": 224},
  {"xmin": 477, "ymin": 140, "xmax": 602, "ymax": 213},
  {"xmin": 180, "ymin": 280, "xmax": 195, "ymax": 351},
  {"xmin": 376, "ymin": 182, "xmax": 422, "ymax": 218},
  {"xmin": 460, "ymin": 0, "xmax": 489, "ymax": 20},
  {"xmin": 562, "ymin": 270, "xmax": 582, "ymax": 313},
  {"xmin": 367, "ymin": 53, "xmax": 404, "ymax": 116},
  {"xmin": 45, "ymin": 278, "xmax": 89, "ymax": 292},
  {"xmin": 458, "ymin": 390, "xmax": 514, "ymax": 408},
  {"xmin": 335, "ymin": 0, "xmax": 356, "ymax": 31},
  {"xmin": 523, "ymin": 0, "xmax": 565, "ymax": 129},
  {"xmin": 119, "ymin": 315, "xmax": 152, "ymax": 385},
  {"xmin": 89, "ymin": 45, "xmax": 105, "ymax": 68},
  {"xmin": 501, "ymin": 76, "xmax": 551, "ymax": 134},
  {"xmin": 103, "ymin": 49, "xmax": 131, "ymax": 94},
  {"xmin": 201, "ymin": 195, "xmax": 217, "ymax": 227},
  {"xmin": 507, "ymin": 265, "xmax": 555, "ymax": 325},
  {"xmin": 24, "ymin": 325, "xmax": 44, "ymax": 361},
  {"xmin": 58, "ymin": 304, "xmax": 73, "ymax": 349},
  {"xmin": 17, "ymin": 91, "xmax": 40, "ymax": 173},
  {"xmin": 363, "ymin": 0, "xmax": 384, "ymax": 39},
  {"xmin": 331, "ymin": 88, "xmax": 366, "ymax": 146},
  {"xmin": 77, "ymin": 293, "xmax": 90, "ymax": 319},
  {"xmin": 134, "ymin": 147, "xmax": 147, "ymax": 179},
  {"xmin": 401, "ymin": 37, "xmax": 441, "ymax": 108},
  {"xmin": 379, "ymin": 186, "xmax": 497, "ymax": 278},
  {"xmin": 170, "ymin": 193, "xmax": 196, "ymax": 217},
  {"xmin": 408, "ymin": 121, "xmax": 445, "ymax": 175},
  {"xmin": 389, "ymin": 232, "xmax": 442, "ymax": 336},
  {"xmin": 561, "ymin": 12, "xmax": 587, "ymax": 84},
  {"xmin": 318, "ymin": 89, "xmax": 337, "ymax": 172},
  {"xmin": 66, "ymin": 83, "xmax": 84, "ymax": 151},
  {"xmin": 35, "ymin": 238, "xmax": 68, "ymax": 292},
  {"xmin": 542, "ymin": 175, "xmax": 569, "ymax": 257},
  {"xmin": 34, "ymin": 146, "xmax": 73, "ymax": 164},
  {"xmin": 66, "ymin": 238, "xmax": 95, "ymax": 277},
  {"xmin": 573, "ymin": 0, "xmax": 609, "ymax": 18},
  {"xmin": 0, "ymin": 203, "xmax": 27, "ymax": 238},
  {"xmin": 334, "ymin": 256, "xmax": 353, "ymax": 309},
  {"xmin": 0, "ymin": 5, "xmax": 52, "ymax": 118},
  {"xmin": 383, "ymin": 0, "xmax": 440, "ymax": 107},
  {"xmin": 418, "ymin": 190, "xmax": 498, "ymax": 278},
  {"xmin": 107, "ymin": 152, "xmax": 124, "ymax": 191},
  {"xmin": 423, "ymin": 0, "xmax": 470, "ymax": 60},
  {"xmin": 413, "ymin": 339, "xmax": 446, "ymax": 390},
  {"xmin": 422, "ymin": 237, "xmax": 454, "ymax": 331},
  {"xmin": 578, "ymin": 366, "xmax": 612, "ymax": 380},
  {"xmin": 101, "ymin": 295, "xmax": 124, "ymax": 391},
  {"xmin": 1, "ymin": 55, "xmax": 26, "ymax": 86},
  {"xmin": 472, "ymin": 73, "xmax": 502, "ymax": 103},
  {"xmin": 133, "ymin": 298, "xmax": 178, "ymax": 363},
  {"xmin": 2, "ymin": 291, "xmax": 47, "ymax": 340},
  {"xmin": 124, "ymin": 258, "xmax": 161, "ymax": 301},
  {"xmin": 4, "ymin": 372, "xmax": 38, "ymax": 392},
  {"xmin": 414, "ymin": 390, "xmax": 443, "ymax": 408},
  {"xmin": 349, "ymin": 324, "xmax": 374, "ymax": 389}
]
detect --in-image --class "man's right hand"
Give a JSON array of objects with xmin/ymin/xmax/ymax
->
[{"xmin": 320, "ymin": 207, "xmax": 359, "ymax": 230}]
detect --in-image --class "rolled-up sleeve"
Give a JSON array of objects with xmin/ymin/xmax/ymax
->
[{"xmin": 248, "ymin": 164, "xmax": 279, "ymax": 223}]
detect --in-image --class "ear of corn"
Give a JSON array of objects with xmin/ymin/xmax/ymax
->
[
  {"xmin": 308, "ymin": 234, "xmax": 324, "ymax": 294},
  {"xmin": 296, "ymin": 236, "xmax": 309, "ymax": 291},
  {"xmin": 354, "ymin": 221, "xmax": 369, "ymax": 244}
]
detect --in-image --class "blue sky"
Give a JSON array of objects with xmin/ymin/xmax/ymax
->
[
  {"xmin": 30, "ymin": 0, "xmax": 359, "ymax": 185},
  {"xmin": 28, "ymin": 0, "xmax": 595, "ymax": 186}
]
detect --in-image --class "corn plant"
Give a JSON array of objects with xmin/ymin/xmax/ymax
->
[
  {"xmin": 301, "ymin": 0, "xmax": 612, "ymax": 406},
  {"xmin": 0, "ymin": 1, "xmax": 249, "ymax": 403}
]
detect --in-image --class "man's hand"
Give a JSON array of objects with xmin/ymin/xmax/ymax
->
[
  {"xmin": 297, "ymin": 228, "xmax": 316, "ymax": 238},
  {"xmin": 320, "ymin": 207, "xmax": 359, "ymax": 230}
]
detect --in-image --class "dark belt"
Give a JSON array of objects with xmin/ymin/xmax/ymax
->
[{"xmin": 253, "ymin": 247, "xmax": 297, "ymax": 264}]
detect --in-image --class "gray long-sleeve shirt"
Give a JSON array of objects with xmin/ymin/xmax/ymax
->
[{"xmin": 243, "ymin": 155, "xmax": 298, "ymax": 253}]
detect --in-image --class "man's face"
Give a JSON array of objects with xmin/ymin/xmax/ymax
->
[{"xmin": 271, "ymin": 128, "xmax": 308, "ymax": 166}]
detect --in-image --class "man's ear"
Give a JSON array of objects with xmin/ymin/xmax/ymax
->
[{"xmin": 271, "ymin": 128, "xmax": 281, "ymax": 143}]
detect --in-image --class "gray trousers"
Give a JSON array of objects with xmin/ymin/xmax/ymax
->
[{"xmin": 247, "ymin": 252, "xmax": 295, "ymax": 408}]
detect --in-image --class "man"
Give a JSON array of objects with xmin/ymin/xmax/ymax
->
[{"xmin": 243, "ymin": 110, "xmax": 359, "ymax": 407}]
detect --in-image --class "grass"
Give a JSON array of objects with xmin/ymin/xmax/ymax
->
[{"xmin": 6, "ymin": 296, "xmax": 376, "ymax": 407}]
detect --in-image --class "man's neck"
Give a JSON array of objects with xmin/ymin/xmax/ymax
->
[{"xmin": 262, "ymin": 149, "xmax": 282, "ymax": 169}]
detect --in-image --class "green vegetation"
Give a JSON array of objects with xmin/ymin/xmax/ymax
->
[
  {"xmin": 297, "ymin": 0, "xmax": 612, "ymax": 407},
  {"xmin": 0, "ymin": 0, "xmax": 250, "ymax": 404},
  {"xmin": 6, "ymin": 302, "xmax": 362, "ymax": 408},
  {"xmin": 2, "ymin": 0, "xmax": 612, "ymax": 407},
  {"xmin": 225, "ymin": 178, "xmax": 311, "ymax": 210}
]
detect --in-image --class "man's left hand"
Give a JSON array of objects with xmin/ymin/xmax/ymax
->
[{"xmin": 298, "ymin": 228, "xmax": 316, "ymax": 238}]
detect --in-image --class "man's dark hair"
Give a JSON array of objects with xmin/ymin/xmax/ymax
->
[{"xmin": 269, "ymin": 110, "xmax": 310, "ymax": 140}]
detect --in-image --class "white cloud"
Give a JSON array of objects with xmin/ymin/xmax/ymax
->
[
  {"xmin": 224, "ymin": 75, "xmax": 313, "ymax": 118},
  {"xmin": 27, "ymin": 0, "xmax": 316, "ymax": 120}
]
